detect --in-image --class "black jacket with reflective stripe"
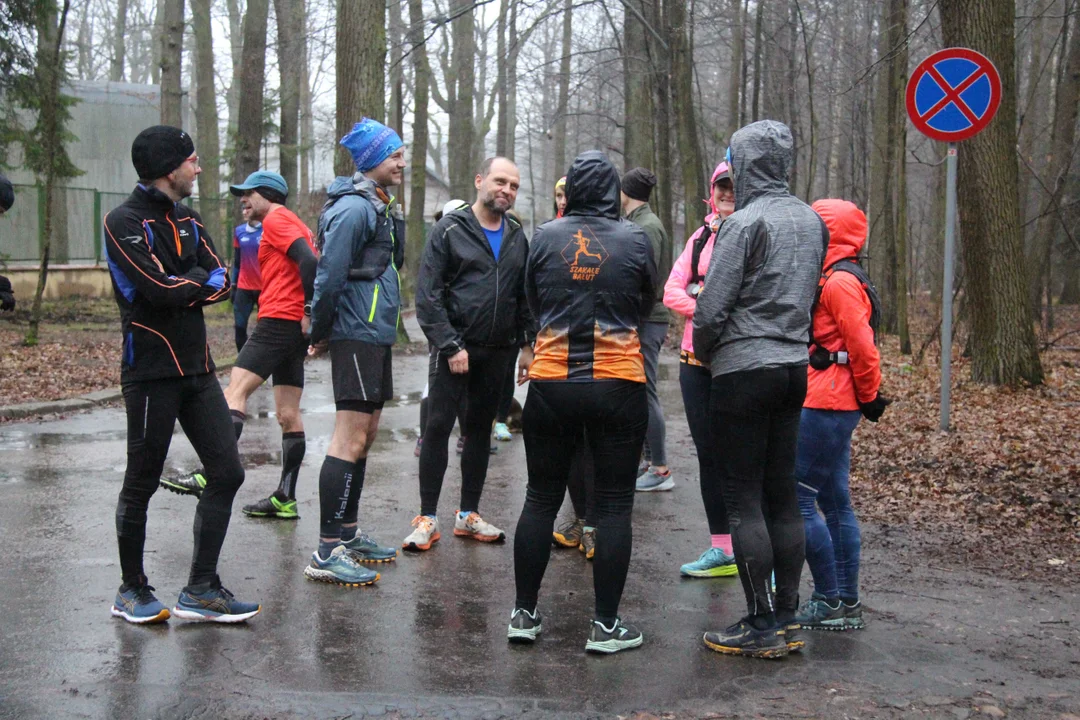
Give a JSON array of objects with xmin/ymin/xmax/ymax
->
[{"xmin": 103, "ymin": 185, "xmax": 231, "ymax": 382}]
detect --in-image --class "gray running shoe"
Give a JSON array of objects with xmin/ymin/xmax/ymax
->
[
  {"xmin": 507, "ymin": 607, "xmax": 543, "ymax": 643},
  {"xmin": 585, "ymin": 617, "xmax": 643, "ymax": 654}
]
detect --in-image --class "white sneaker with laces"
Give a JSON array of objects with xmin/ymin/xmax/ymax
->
[
  {"xmin": 402, "ymin": 515, "xmax": 441, "ymax": 551},
  {"xmin": 453, "ymin": 511, "xmax": 506, "ymax": 542}
]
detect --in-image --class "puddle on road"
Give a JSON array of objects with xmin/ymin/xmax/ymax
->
[{"xmin": 0, "ymin": 428, "xmax": 129, "ymax": 451}]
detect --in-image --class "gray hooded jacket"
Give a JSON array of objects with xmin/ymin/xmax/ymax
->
[{"xmin": 692, "ymin": 120, "xmax": 827, "ymax": 377}]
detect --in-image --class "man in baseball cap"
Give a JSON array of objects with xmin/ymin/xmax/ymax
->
[
  {"xmin": 103, "ymin": 125, "xmax": 260, "ymax": 624},
  {"xmin": 164, "ymin": 169, "xmax": 319, "ymax": 523}
]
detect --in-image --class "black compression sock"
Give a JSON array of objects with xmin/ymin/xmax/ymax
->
[
  {"xmin": 230, "ymin": 409, "xmax": 246, "ymax": 441},
  {"xmin": 341, "ymin": 458, "xmax": 367, "ymax": 528},
  {"xmin": 319, "ymin": 456, "xmax": 355, "ymax": 541},
  {"xmin": 277, "ymin": 431, "xmax": 306, "ymax": 499}
]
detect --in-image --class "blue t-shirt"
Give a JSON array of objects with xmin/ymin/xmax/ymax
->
[{"xmin": 483, "ymin": 220, "xmax": 504, "ymax": 261}]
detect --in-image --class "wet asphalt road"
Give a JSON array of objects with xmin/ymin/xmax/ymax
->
[{"xmin": 1, "ymin": 328, "xmax": 1078, "ymax": 719}]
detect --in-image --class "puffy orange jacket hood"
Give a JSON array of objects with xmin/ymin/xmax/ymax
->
[{"xmin": 813, "ymin": 199, "xmax": 867, "ymax": 269}]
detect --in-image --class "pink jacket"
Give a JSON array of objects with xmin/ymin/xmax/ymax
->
[
  {"xmin": 663, "ymin": 161, "xmax": 730, "ymax": 357},
  {"xmin": 664, "ymin": 223, "xmax": 715, "ymax": 355}
]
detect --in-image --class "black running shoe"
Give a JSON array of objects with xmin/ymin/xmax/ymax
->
[
  {"xmin": 585, "ymin": 617, "xmax": 643, "ymax": 654},
  {"xmin": 843, "ymin": 599, "xmax": 866, "ymax": 629},
  {"xmin": 242, "ymin": 494, "xmax": 299, "ymax": 519},
  {"xmin": 160, "ymin": 471, "xmax": 206, "ymax": 498},
  {"xmin": 703, "ymin": 618, "xmax": 789, "ymax": 659},
  {"xmin": 507, "ymin": 607, "xmax": 543, "ymax": 644}
]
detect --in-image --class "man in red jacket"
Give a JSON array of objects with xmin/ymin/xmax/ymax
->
[{"xmin": 795, "ymin": 198, "xmax": 889, "ymax": 633}]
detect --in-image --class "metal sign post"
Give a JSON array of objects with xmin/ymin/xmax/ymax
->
[
  {"xmin": 905, "ymin": 47, "xmax": 1002, "ymax": 431},
  {"xmin": 940, "ymin": 144, "xmax": 958, "ymax": 431}
]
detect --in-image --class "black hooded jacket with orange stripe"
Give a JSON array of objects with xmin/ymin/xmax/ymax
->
[
  {"xmin": 526, "ymin": 151, "xmax": 658, "ymax": 383},
  {"xmin": 103, "ymin": 184, "xmax": 232, "ymax": 382}
]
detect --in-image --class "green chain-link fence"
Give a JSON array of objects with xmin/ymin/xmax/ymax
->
[{"xmin": 1, "ymin": 183, "xmax": 235, "ymax": 267}]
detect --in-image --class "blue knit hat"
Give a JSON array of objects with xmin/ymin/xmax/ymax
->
[{"xmin": 340, "ymin": 118, "xmax": 403, "ymax": 172}]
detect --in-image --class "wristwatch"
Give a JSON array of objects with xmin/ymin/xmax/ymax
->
[{"xmin": 303, "ymin": 303, "xmax": 312, "ymax": 317}]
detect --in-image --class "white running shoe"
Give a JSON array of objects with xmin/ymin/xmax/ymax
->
[
  {"xmin": 453, "ymin": 511, "xmax": 506, "ymax": 542},
  {"xmin": 402, "ymin": 515, "xmax": 441, "ymax": 551},
  {"xmin": 493, "ymin": 422, "xmax": 513, "ymax": 441}
]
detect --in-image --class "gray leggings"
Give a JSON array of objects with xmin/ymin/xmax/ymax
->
[{"xmin": 639, "ymin": 321, "xmax": 668, "ymax": 467}]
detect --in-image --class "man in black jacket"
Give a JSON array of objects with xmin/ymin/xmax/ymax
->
[
  {"xmin": 407, "ymin": 157, "xmax": 534, "ymax": 551},
  {"xmin": 103, "ymin": 125, "xmax": 259, "ymax": 624}
]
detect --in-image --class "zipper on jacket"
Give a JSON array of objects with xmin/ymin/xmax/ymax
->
[{"xmin": 368, "ymin": 284, "xmax": 380, "ymax": 322}]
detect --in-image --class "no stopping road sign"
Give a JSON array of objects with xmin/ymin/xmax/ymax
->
[{"xmin": 905, "ymin": 47, "xmax": 1001, "ymax": 143}]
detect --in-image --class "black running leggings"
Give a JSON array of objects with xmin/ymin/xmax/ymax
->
[
  {"xmin": 711, "ymin": 364, "xmax": 807, "ymax": 620},
  {"xmin": 514, "ymin": 380, "xmax": 646, "ymax": 620},
  {"xmin": 566, "ymin": 430, "xmax": 595, "ymax": 525},
  {"xmin": 418, "ymin": 344, "xmax": 518, "ymax": 515},
  {"xmin": 680, "ymin": 361, "xmax": 729, "ymax": 535},
  {"xmin": 117, "ymin": 374, "xmax": 245, "ymax": 587}
]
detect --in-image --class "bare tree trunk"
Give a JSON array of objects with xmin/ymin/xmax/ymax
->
[
  {"xmin": 406, "ymin": 0, "xmax": 431, "ymax": 310},
  {"xmin": 751, "ymin": 0, "xmax": 763, "ymax": 122},
  {"xmin": 506, "ymin": 0, "xmax": 519, "ymax": 161},
  {"xmin": 388, "ymin": 0, "xmax": 405, "ymax": 135},
  {"xmin": 26, "ymin": 0, "xmax": 73, "ymax": 347},
  {"xmin": 1028, "ymin": 8, "xmax": 1080, "ymax": 319},
  {"xmin": 551, "ymin": 0, "xmax": 573, "ymax": 177},
  {"xmin": 447, "ymin": 0, "xmax": 476, "ymax": 198},
  {"xmin": 110, "ymin": 0, "xmax": 129, "ymax": 81},
  {"xmin": 274, "ymin": 0, "xmax": 302, "ymax": 206},
  {"xmin": 671, "ymin": 0, "xmax": 705, "ymax": 235},
  {"xmin": 151, "ymin": 0, "xmax": 164, "ymax": 84},
  {"xmin": 299, "ymin": 4, "xmax": 312, "ymax": 195},
  {"xmin": 191, "ymin": 0, "xmax": 220, "ymax": 239},
  {"xmin": 226, "ymin": 0, "xmax": 243, "ymax": 143},
  {"xmin": 650, "ymin": 0, "xmax": 674, "ymax": 265},
  {"xmin": 940, "ymin": 0, "xmax": 1043, "ymax": 385},
  {"xmin": 495, "ymin": 0, "xmax": 510, "ymax": 157},
  {"xmin": 624, "ymin": 0, "xmax": 656, "ymax": 168},
  {"xmin": 727, "ymin": 0, "xmax": 743, "ymax": 139},
  {"xmin": 159, "ymin": 0, "xmax": 184, "ymax": 126},
  {"xmin": 334, "ymin": 0, "xmax": 386, "ymax": 177},
  {"xmin": 234, "ymin": 0, "xmax": 270, "ymax": 222}
]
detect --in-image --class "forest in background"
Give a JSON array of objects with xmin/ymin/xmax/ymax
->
[{"xmin": 1, "ymin": 0, "xmax": 1078, "ymax": 385}]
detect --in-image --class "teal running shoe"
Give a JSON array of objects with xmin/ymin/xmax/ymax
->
[
  {"xmin": 342, "ymin": 533, "xmax": 398, "ymax": 563},
  {"xmin": 303, "ymin": 546, "xmax": 380, "ymax": 587},
  {"xmin": 680, "ymin": 547, "xmax": 738, "ymax": 577},
  {"xmin": 160, "ymin": 471, "xmax": 206, "ymax": 498},
  {"xmin": 796, "ymin": 592, "xmax": 846, "ymax": 630},
  {"xmin": 843, "ymin": 599, "xmax": 866, "ymax": 629},
  {"xmin": 111, "ymin": 582, "xmax": 170, "ymax": 624},
  {"xmin": 172, "ymin": 581, "xmax": 260, "ymax": 623},
  {"xmin": 493, "ymin": 422, "xmax": 513, "ymax": 442}
]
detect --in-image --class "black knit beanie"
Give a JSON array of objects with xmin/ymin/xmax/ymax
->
[
  {"xmin": 621, "ymin": 167, "xmax": 657, "ymax": 202},
  {"xmin": 131, "ymin": 125, "xmax": 195, "ymax": 181}
]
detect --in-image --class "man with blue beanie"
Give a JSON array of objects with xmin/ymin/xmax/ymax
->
[{"xmin": 301, "ymin": 117, "xmax": 406, "ymax": 585}]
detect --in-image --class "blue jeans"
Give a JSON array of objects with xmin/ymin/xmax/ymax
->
[
  {"xmin": 232, "ymin": 288, "xmax": 260, "ymax": 352},
  {"xmin": 795, "ymin": 408, "xmax": 862, "ymax": 600}
]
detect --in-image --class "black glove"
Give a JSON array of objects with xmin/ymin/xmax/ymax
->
[
  {"xmin": 858, "ymin": 394, "xmax": 892, "ymax": 422},
  {"xmin": 0, "ymin": 291, "xmax": 14, "ymax": 312},
  {"xmin": 182, "ymin": 266, "xmax": 209, "ymax": 285}
]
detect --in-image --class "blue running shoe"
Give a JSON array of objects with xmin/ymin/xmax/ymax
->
[
  {"xmin": 111, "ymin": 582, "xmax": 170, "ymax": 624},
  {"xmin": 342, "ymin": 533, "xmax": 398, "ymax": 563},
  {"xmin": 172, "ymin": 581, "xmax": 261, "ymax": 623},
  {"xmin": 303, "ymin": 545, "xmax": 380, "ymax": 586},
  {"xmin": 680, "ymin": 547, "xmax": 738, "ymax": 577},
  {"xmin": 796, "ymin": 592, "xmax": 846, "ymax": 630},
  {"xmin": 635, "ymin": 467, "xmax": 674, "ymax": 492}
]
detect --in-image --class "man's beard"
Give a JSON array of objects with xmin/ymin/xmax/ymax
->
[{"xmin": 483, "ymin": 194, "xmax": 510, "ymax": 215}]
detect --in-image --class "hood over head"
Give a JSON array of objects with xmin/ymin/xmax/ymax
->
[
  {"xmin": 812, "ymin": 199, "xmax": 868, "ymax": 268},
  {"xmin": 728, "ymin": 120, "xmax": 793, "ymax": 210},
  {"xmin": 564, "ymin": 151, "xmax": 621, "ymax": 219}
]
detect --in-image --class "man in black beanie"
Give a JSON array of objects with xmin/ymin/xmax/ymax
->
[
  {"xmin": 620, "ymin": 167, "xmax": 673, "ymax": 493},
  {"xmin": 103, "ymin": 124, "xmax": 260, "ymax": 624}
]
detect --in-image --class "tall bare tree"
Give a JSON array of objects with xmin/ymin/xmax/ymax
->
[
  {"xmin": 110, "ymin": 0, "xmax": 129, "ymax": 81},
  {"xmin": 233, "ymin": 0, "xmax": 269, "ymax": 221},
  {"xmin": 623, "ymin": 0, "xmax": 657, "ymax": 169},
  {"xmin": 727, "ymin": 0, "xmax": 744, "ymax": 139},
  {"xmin": 670, "ymin": 0, "xmax": 706, "ymax": 237},
  {"xmin": 940, "ymin": 0, "xmax": 1043, "ymax": 384},
  {"xmin": 159, "ymin": 0, "xmax": 184, "ymax": 126},
  {"xmin": 191, "ymin": 0, "xmax": 220, "ymax": 234},
  {"xmin": 447, "ymin": 0, "xmax": 477, "ymax": 198},
  {"xmin": 407, "ymin": 0, "xmax": 431, "ymax": 301},
  {"xmin": 551, "ymin": 0, "xmax": 573, "ymax": 177},
  {"xmin": 334, "ymin": 0, "xmax": 385, "ymax": 176},
  {"xmin": 274, "ymin": 0, "xmax": 303, "ymax": 205}
]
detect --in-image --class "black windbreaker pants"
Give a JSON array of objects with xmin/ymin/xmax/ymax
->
[
  {"xmin": 514, "ymin": 380, "xmax": 646, "ymax": 620},
  {"xmin": 116, "ymin": 373, "xmax": 245, "ymax": 588}
]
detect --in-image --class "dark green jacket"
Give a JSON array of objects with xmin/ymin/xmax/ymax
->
[{"xmin": 626, "ymin": 203, "xmax": 670, "ymax": 324}]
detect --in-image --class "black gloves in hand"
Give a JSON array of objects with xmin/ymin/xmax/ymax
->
[
  {"xmin": 858, "ymin": 394, "xmax": 892, "ymax": 422},
  {"xmin": 0, "ymin": 291, "xmax": 14, "ymax": 312}
]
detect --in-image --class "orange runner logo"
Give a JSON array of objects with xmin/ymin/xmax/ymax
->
[{"xmin": 561, "ymin": 226, "xmax": 608, "ymax": 281}]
